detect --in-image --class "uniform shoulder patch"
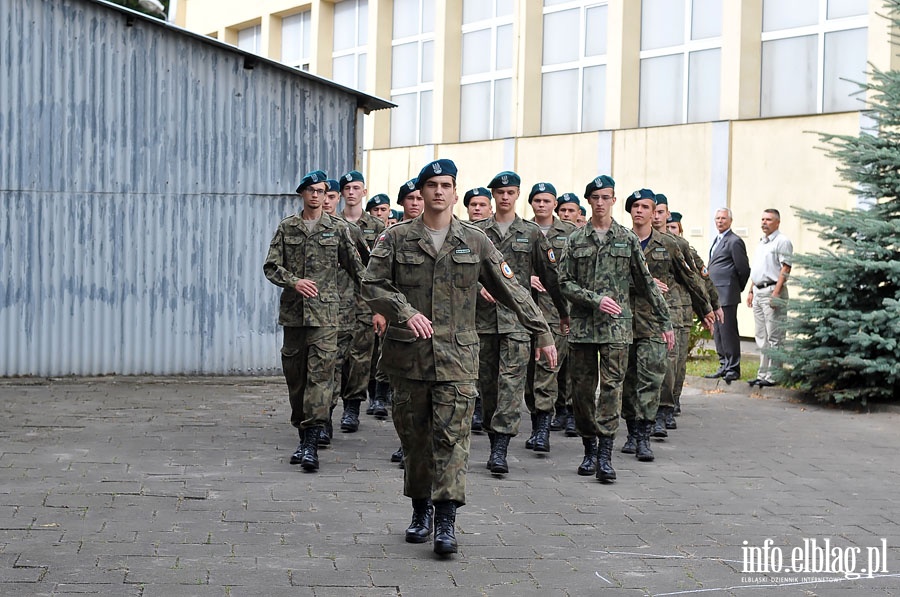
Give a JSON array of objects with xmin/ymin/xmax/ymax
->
[
  {"xmin": 455, "ymin": 247, "xmax": 472, "ymax": 254},
  {"xmin": 500, "ymin": 261, "xmax": 515, "ymax": 279},
  {"xmin": 547, "ymin": 248, "xmax": 556, "ymax": 263}
]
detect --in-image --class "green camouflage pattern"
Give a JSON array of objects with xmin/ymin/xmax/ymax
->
[
  {"xmin": 281, "ymin": 326, "xmax": 339, "ymax": 429},
  {"xmin": 263, "ymin": 213, "xmax": 366, "ymax": 328},
  {"xmin": 532, "ymin": 217, "xmax": 576, "ymax": 325},
  {"xmin": 345, "ymin": 320, "xmax": 375, "ymax": 402},
  {"xmin": 687, "ymin": 244, "xmax": 720, "ymax": 311},
  {"xmin": 389, "ymin": 376, "xmax": 477, "ymax": 504},
  {"xmin": 622, "ymin": 337, "xmax": 668, "ymax": 420},
  {"xmin": 339, "ymin": 211, "xmax": 384, "ymax": 324},
  {"xmin": 568, "ymin": 343, "xmax": 629, "ymax": 438},
  {"xmin": 559, "ymin": 219, "xmax": 671, "ymax": 345},
  {"xmin": 526, "ymin": 329, "xmax": 568, "ymax": 414},
  {"xmin": 361, "ymin": 216, "xmax": 552, "ymax": 382},
  {"xmin": 478, "ymin": 333, "xmax": 530, "ymax": 435}
]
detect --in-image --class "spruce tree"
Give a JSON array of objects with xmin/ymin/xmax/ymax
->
[{"xmin": 776, "ymin": 1, "xmax": 900, "ymax": 403}]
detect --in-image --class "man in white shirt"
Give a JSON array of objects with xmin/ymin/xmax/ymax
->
[{"xmin": 747, "ymin": 209, "xmax": 793, "ymax": 387}]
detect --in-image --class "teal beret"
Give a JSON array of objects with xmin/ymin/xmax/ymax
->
[
  {"xmin": 397, "ymin": 178, "xmax": 418, "ymax": 203},
  {"xmin": 668, "ymin": 211, "xmax": 682, "ymax": 223},
  {"xmin": 326, "ymin": 179, "xmax": 340, "ymax": 192},
  {"xmin": 655, "ymin": 193, "xmax": 669, "ymax": 206},
  {"xmin": 583, "ymin": 175, "xmax": 615, "ymax": 198},
  {"xmin": 487, "ymin": 171, "xmax": 521, "ymax": 189},
  {"xmin": 295, "ymin": 170, "xmax": 328, "ymax": 193},
  {"xmin": 528, "ymin": 182, "xmax": 557, "ymax": 203},
  {"xmin": 366, "ymin": 194, "xmax": 391, "ymax": 211},
  {"xmin": 390, "ymin": 209, "xmax": 402, "ymax": 220},
  {"xmin": 415, "ymin": 159, "xmax": 458, "ymax": 189},
  {"xmin": 464, "ymin": 187, "xmax": 492, "ymax": 207},
  {"xmin": 339, "ymin": 170, "xmax": 365, "ymax": 190},
  {"xmin": 555, "ymin": 193, "xmax": 580, "ymax": 213},
  {"xmin": 624, "ymin": 188, "xmax": 656, "ymax": 213},
  {"xmin": 579, "ymin": 205, "xmax": 586, "ymax": 216}
]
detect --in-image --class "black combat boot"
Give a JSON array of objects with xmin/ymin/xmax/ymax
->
[
  {"xmin": 340, "ymin": 399, "xmax": 362, "ymax": 432},
  {"xmin": 550, "ymin": 408, "xmax": 566, "ymax": 431},
  {"xmin": 620, "ymin": 418, "xmax": 637, "ymax": 454},
  {"xmin": 532, "ymin": 412, "xmax": 551, "ymax": 453},
  {"xmin": 674, "ymin": 396, "xmax": 681, "ymax": 416},
  {"xmin": 488, "ymin": 433, "xmax": 511, "ymax": 474},
  {"xmin": 405, "ymin": 498, "xmax": 434, "ymax": 544},
  {"xmin": 564, "ymin": 406, "xmax": 577, "ymax": 437},
  {"xmin": 433, "ymin": 501, "xmax": 458, "ymax": 555},
  {"xmin": 595, "ymin": 436, "xmax": 616, "ymax": 482},
  {"xmin": 289, "ymin": 428, "xmax": 304, "ymax": 465},
  {"xmin": 365, "ymin": 379, "xmax": 377, "ymax": 415},
  {"xmin": 652, "ymin": 408, "xmax": 668, "ymax": 438},
  {"xmin": 318, "ymin": 406, "xmax": 334, "ymax": 447},
  {"xmin": 372, "ymin": 381, "xmax": 390, "ymax": 419},
  {"xmin": 486, "ymin": 432, "xmax": 496, "ymax": 469},
  {"xmin": 391, "ymin": 446, "xmax": 403, "ymax": 463},
  {"xmin": 577, "ymin": 437, "xmax": 598, "ymax": 475},
  {"xmin": 635, "ymin": 420, "xmax": 655, "ymax": 462},
  {"xmin": 300, "ymin": 427, "xmax": 321, "ymax": 472},
  {"xmin": 472, "ymin": 397, "xmax": 484, "ymax": 432},
  {"xmin": 524, "ymin": 413, "xmax": 538, "ymax": 450},
  {"xmin": 664, "ymin": 406, "xmax": 677, "ymax": 429}
]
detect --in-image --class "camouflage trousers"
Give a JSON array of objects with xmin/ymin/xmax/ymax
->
[
  {"xmin": 554, "ymin": 353, "xmax": 571, "ymax": 413},
  {"xmin": 659, "ymin": 326, "xmax": 689, "ymax": 408},
  {"xmin": 525, "ymin": 329, "xmax": 568, "ymax": 414},
  {"xmin": 345, "ymin": 319, "xmax": 376, "ymax": 402},
  {"xmin": 328, "ymin": 326, "xmax": 353, "ymax": 409},
  {"xmin": 389, "ymin": 376, "xmax": 477, "ymax": 505},
  {"xmin": 621, "ymin": 337, "xmax": 667, "ymax": 421},
  {"xmin": 671, "ymin": 325, "xmax": 691, "ymax": 403},
  {"xmin": 281, "ymin": 326, "xmax": 338, "ymax": 430},
  {"xmin": 478, "ymin": 333, "xmax": 529, "ymax": 436},
  {"xmin": 567, "ymin": 342, "xmax": 629, "ymax": 439}
]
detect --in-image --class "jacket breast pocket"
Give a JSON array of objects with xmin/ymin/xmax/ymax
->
[
  {"xmin": 396, "ymin": 251, "xmax": 425, "ymax": 287},
  {"xmin": 283, "ymin": 235, "xmax": 306, "ymax": 264},
  {"xmin": 451, "ymin": 251, "xmax": 480, "ymax": 288}
]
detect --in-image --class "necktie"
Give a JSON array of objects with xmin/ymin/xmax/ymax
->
[{"xmin": 710, "ymin": 235, "xmax": 720, "ymax": 258}]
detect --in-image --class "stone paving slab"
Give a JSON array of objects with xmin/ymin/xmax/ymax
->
[{"xmin": 1, "ymin": 376, "xmax": 899, "ymax": 596}]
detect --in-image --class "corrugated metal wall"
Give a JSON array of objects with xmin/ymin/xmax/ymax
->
[{"xmin": 0, "ymin": 0, "xmax": 364, "ymax": 375}]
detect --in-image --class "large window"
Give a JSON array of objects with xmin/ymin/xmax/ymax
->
[
  {"xmin": 332, "ymin": 0, "xmax": 368, "ymax": 89},
  {"xmin": 760, "ymin": 0, "xmax": 868, "ymax": 117},
  {"xmin": 638, "ymin": 0, "xmax": 722, "ymax": 127},
  {"xmin": 282, "ymin": 11, "xmax": 311, "ymax": 71},
  {"xmin": 540, "ymin": 1, "xmax": 608, "ymax": 135},
  {"xmin": 390, "ymin": 0, "xmax": 434, "ymax": 146},
  {"xmin": 236, "ymin": 24, "xmax": 261, "ymax": 53},
  {"xmin": 459, "ymin": 0, "xmax": 514, "ymax": 141}
]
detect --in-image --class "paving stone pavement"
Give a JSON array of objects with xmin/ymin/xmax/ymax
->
[{"xmin": 1, "ymin": 376, "xmax": 899, "ymax": 596}]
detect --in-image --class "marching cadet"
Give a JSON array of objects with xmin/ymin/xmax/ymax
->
[
  {"xmin": 555, "ymin": 193, "xmax": 581, "ymax": 225},
  {"xmin": 263, "ymin": 170, "xmax": 366, "ymax": 471},
  {"xmin": 366, "ymin": 193, "xmax": 392, "ymax": 226},
  {"xmin": 362, "ymin": 159, "xmax": 555, "ymax": 555},
  {"xmin": 464, "ymin": 187, "xmax": 493, "ymax": 221}
]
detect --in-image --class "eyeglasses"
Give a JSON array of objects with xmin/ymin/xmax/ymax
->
[{"xmin": 304, "ymin": 188, "xmax": 327, "ymax": 196}]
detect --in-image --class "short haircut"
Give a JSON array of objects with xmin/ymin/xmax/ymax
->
[
  {"xmin": 715, "ymin": 207, "xmax": 733, "ymax": 218},
  {"xmin": 763, "ymin": 208, "xmax": 781, "ymax": 219}
]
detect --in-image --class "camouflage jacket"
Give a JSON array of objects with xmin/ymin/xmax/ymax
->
[
  {"xmin": 532, "ymin": 217, "xmax": 576, "ymax": 325},
  {"xmin": 631, "ymin": 229, "xmax": 711, "ymax": 337},
  {"xmin": 336, "ymin": 223, "xmax": 371, "ymax": 331},
  {"xmin": 687, "ymin": 244, "xmax": 720, "ymax": 312},
  {"xmin": 339, "ymin": 211, "xmax": 384, "ymax": 323},
  {"xmin": 472, "ymin": 215, "xmax": 567, "ymax": 336},
  {"xmin": 263, "ymin": 212, "xmax": 366, "ymax": 328},
  {"xmin": 361, "ymin": 216, "xmax": 552, "ymax": 382},
  {"xmin": 667, "ymin": 232, "xmax": 715, "ymax": 325},
  {"xmin": 559, "ymin": 219, "xmax": 671, "ymax": 345}
]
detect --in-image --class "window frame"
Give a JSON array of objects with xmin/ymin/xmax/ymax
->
[
  {"xmin": 389, "ymin": 0, "xmax": 435, "ymax": 147},
  {"xmin": 332, "ymin": 0, "xmax": 369, "ymax": 90},
  {"xmin": 281, "ymin": 9, "xmax": 312, "ymax": 72}
]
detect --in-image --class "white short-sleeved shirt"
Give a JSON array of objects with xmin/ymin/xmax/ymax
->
[{"xmin": 750, "ymin": 229, "xmax": 793, "ymax": 286}]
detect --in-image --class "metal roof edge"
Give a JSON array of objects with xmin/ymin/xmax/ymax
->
[{"xmin": 85, "ymin": 0, "xmax": 395, "ymax": 113}]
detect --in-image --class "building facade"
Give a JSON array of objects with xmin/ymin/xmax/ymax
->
[{"xmin": 177, "ymin": 0, "xmax": 896, "ymax": 336}]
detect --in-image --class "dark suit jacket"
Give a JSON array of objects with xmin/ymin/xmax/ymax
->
[{"xmin": 708, "ymin": 230, "xmax": 750, "ymax": 306}]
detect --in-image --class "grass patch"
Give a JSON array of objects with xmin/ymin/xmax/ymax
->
[{"xmin": 686, "ymin": 355, "xmax": 759, "ymax": 382}]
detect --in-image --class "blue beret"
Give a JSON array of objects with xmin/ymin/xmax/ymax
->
[
  {"xmin": 464, "ymin": 187, "xmax": 492, "ymax": 207},
  {"xmin": 397, "ymin": 178, "xmax": 418, "ymax": 203},
  {"xmin": 668, "ymin": 211, "xmax": 682, "ymax": 223},
  {"xmin": 415, "ymin": 159, "xmax": 458, "ymax": 189},
  {"xmin": 528, "ymin": 182, "xmax": 557, "ymax": 203},
  {"xmin": 579, "ymin": 205, "xmax": 586, "ymax": 216},
  {"xmin": 624, "ymin": 188, "xmax": 656, "ymax": 213},
  {"xmin": 295, "ymin": 170, "xmax": 328, "ymax": 193},
  {"xmin": 326, "ymin": 179, "xmax": 340, "ymax": 192},
  {"xmin": 555, "ymin": 193, "xmax": 580, "ymax": 212},
  {"xmin": 655, "ymin": 193, "xmax": 669, "ymax": 206},
  {"xmin": 366, "ymin": 194, "xmax": 391, "ymax": 211},
  {"xmin": 339, "ymin": 170, "xmax": 365, "ymax": 190},
  {"xmin": 583, "ymin": 175, "xmax": 615, "ymax": 199},
  {"xmin": 487, "ymin": 171, "xmax": 521, "ymax": 189}
]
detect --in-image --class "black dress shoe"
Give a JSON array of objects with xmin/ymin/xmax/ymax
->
[
  {"xmin": 704, "ymin": 370, "xmax": 725, "ymax": 379},
  {"xmin": 755, "ymin": 379, "xmax": 775, "ymax": 387},
  {"xmin": 723, "ymin": 372, "xmax": 740, "ymax": 384},
  {"xmin": 748, "ymin": 378, "xmax": 759, "ymax": 387}
]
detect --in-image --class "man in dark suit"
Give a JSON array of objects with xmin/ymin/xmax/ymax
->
[{"xmin": 705, "ymin": 208, "xmax": 750, "ymax": 382}]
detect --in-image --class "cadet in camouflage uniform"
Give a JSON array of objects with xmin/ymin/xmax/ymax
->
[
  {"xmin": 338, "ymin": 171, "xmax": 386, "ymax": 424},
  {"xmin": 263, "ymin": 170, "xmax": 366, "ymax": 472},
  {"xmin": 620, "ymin": 190, "xmax": 709, "ymax": 462},
  {"xmin": 362, "ymin": 159, "xmax": 556, "ymax": 556},
  {"xmin": 524, "ymin": 182, "xmax": 575, "ymax": 453},
  {"xmin": 666, "ymin": 210, "xmax": 722, "ymax": 415},
  {"xmin": 473, "ymin": 171, "xmax": 568, "ymax": 475},
  {"xmin": 558, "ymin": 176, "xmax": 672, "ymax": 483}
]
